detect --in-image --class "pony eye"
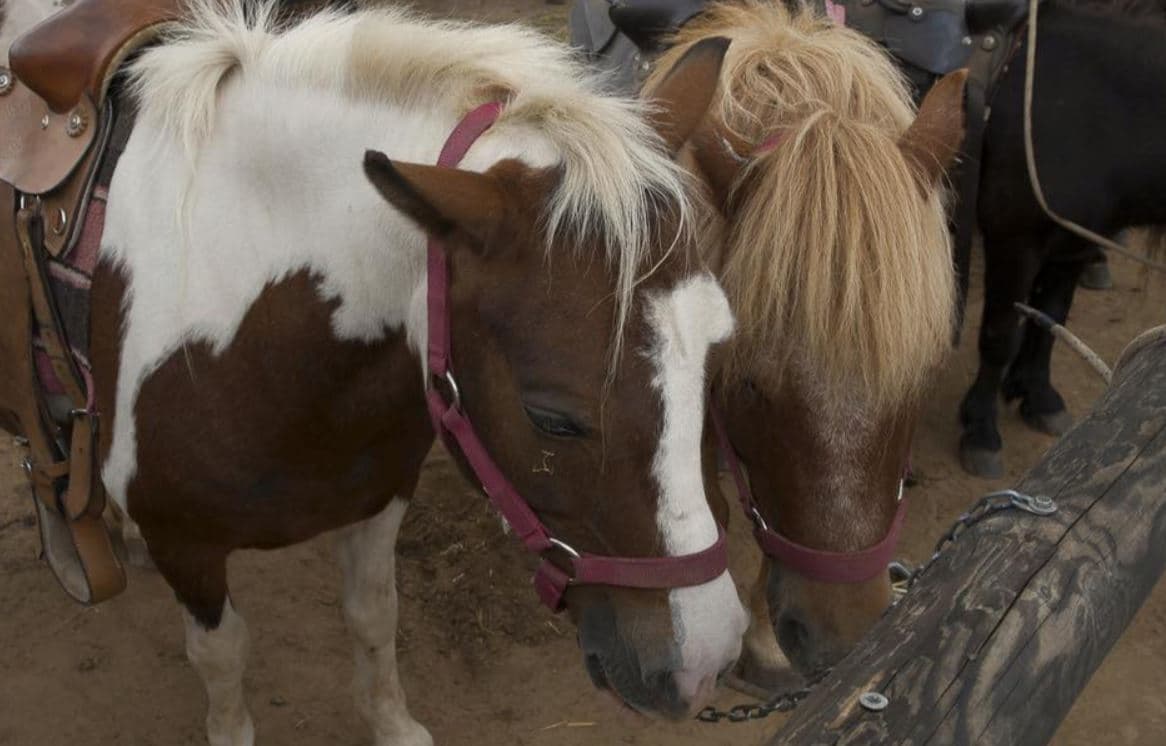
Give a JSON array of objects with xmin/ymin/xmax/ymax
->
[{"xmin": 523, "ymin": 404, "xmax": 586, "ymax": 438}]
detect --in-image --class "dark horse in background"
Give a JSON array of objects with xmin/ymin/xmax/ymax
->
[
  {"xmin": 575, "ymin": 0, "xmax": 1166, "ymax": 479},
  {"xmin": 957, "ymin": 0, "xmax": 1166, "ymax": 476}
]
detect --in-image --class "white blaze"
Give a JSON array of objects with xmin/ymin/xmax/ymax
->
[{"xmin": 645, "ymin": 273, "xmax": 748, "ymax": 700}]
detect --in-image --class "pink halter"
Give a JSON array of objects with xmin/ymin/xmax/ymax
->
[
  {"xmin": 424, "ymin": 103, "xmax": 729, "ymax": 612},
  {"xmin": 710, "ymin": 404, "xmax": 907, "ymax": 584}
]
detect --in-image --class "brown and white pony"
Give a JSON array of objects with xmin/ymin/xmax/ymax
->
[
  {"xmin": 647, "ymin": 2, "xmax": 964, "ymax": 684},
  {"xmin": 8, "ymin": 2, "xmax": 749, "ymax": 742}
]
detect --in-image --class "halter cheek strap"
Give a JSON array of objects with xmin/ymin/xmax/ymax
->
[
  {"xmin": 424, "ymin": 103, "xmax": 728, "ymax": 612},
  {"xmin": 710, "ymin": 404, "xmax": 908, "ymax": 585}
]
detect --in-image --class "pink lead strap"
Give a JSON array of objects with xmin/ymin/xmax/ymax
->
[{"xmin": 424, "ymin": 104, "xmax": 728, "ymax": 611}]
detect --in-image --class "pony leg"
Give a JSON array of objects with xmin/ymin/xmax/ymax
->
[
  {"xmin": 184, "ymin": 601, "xmax": 255, "ymax": 746},
  {"xmin": 105, "ymin": 502, "xmax": 155, "ymax": 569},
  {"xmin": 959, "ymin": 232, "xmax": 1043, "ymax": 477},
  {"xmin": 727, "ymin": 561, "xmax": 800, "ymax": 697},
  {"xmin": 1004, "ymin": 251, "xmax": 1087, "ymax": 436},
  {"xmin": 336, "ymin": 497, "xmax": 432, "ymax": 746},
  {"xmin": 150, "ymin": 543, "xmax": 254, "ymax": 746}
]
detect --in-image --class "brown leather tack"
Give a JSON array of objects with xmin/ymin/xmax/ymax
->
[
  {"xmin": 9, "ymin": 0, "xmax": 182, "ymax": 114},
  {"xmin": 42, "ymin": 103, "xmax": 111, "ymax": 257},
  {"xmin": 64, "ymin": 412, "xmax": 105, "ymax": 520},
  {"xmin": 0, "ymin": 80, "xmax": 97, "ymax": 195},
  {"xmin": 70, "ymin": 512, "xmax": 128, "ymax": 603},
  {"xmin": 16, "ymin": 209, "xmax": 87, "ymax": 404},
  {"xmin": 2, "ymin": 184, "xmax": 127, "ymax": 604}
]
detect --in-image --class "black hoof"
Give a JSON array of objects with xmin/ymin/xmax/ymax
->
[
  {"xmin": 1078, "ymin": 261, "xmax": 1113, "ymax": 290},
  {"xmin": 960, "ymin": 444, "xmax": 1004, "ymax": 479},
  {"xmin": 1022, "ymin": 407, "xmax": 1073, "ymax": 436}
]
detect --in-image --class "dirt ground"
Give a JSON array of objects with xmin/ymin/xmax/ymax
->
[{"xmin": 3, "ymin": 2, "xmax": 1166, "ymax": 745}]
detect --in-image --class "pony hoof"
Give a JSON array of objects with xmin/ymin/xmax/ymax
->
[
  {"xmin": 1022, "ymin": 408, "xmax": 1073, "ymax": 437},
  {"xmin": 959, "ymin": 445, "xmax": 1004, "ymax": 479},
  {"xmin": 724, "ymin": 650, "xmax": 803, "ymax": 699},
  {"xmin": 1078, "ymin": 261, "xmax": 1113, "ymax": 290}
]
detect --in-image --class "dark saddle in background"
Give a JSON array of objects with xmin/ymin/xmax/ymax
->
[
  {"xmin": 0, "ymin": 0, "xmax": 183, "ymax": 605},
  {"xmin": 839, "ymin": 0, "xmax": 1033, "ymax": 98},
  {"xmin": 571, "ymin": 0, "xmax": 709, "ymax": 92}
]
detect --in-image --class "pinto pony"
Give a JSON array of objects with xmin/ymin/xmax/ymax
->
[
  {"xmin": 2, "ymin": 1, "xmax": 752, "ymax": 741},
  {"xmin": 647, "ymin": 2, "xmax": 965, "ymax": 683}
]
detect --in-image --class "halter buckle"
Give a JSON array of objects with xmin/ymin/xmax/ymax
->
[
  {"xmin": 438, "ymin": 370, "xmax": 462, "ymax": 411},
  {"xmin": 749, "ymin": 507, "xmax": 770, "ymax": 532},
  {"xmin": 548, "ymin": 537, "xmax": 581, "ymax": 559}
]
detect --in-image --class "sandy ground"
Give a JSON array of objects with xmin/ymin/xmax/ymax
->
[{"xmin": 2, "ymin": 2, "xmax": 1166, "ymax": 745}]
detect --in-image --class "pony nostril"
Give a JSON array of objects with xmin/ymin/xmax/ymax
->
[{"xmin": 777, "ymin": 613, "xmax": 811, "ymax": 655}]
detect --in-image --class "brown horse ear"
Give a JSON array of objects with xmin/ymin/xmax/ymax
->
[
  {"xmin": 646, "ymin": 36, "xmax": 731, "ymax": 155},
  {"xmin": 900, "ymin": 69, "xmax": 969, "ymax": 188},
  {"xmin": 363, "ymin": 150, "xmax": 507, "ymax": 247}
]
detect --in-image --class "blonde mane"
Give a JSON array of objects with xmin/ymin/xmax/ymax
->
[
  {"xmin": 127, "ymin": 0, "xmax": 698, "ymax": 357},
  {"xmin": 652, "ymin": 2, "xmax": 956, "ymax": 410}
]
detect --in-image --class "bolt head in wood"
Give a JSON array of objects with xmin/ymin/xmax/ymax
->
[{"xmin": 859, "ymin": 692, "xmax": 889, "ymax": 711}]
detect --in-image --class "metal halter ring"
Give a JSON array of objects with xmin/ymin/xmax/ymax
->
[
  {"xmin": 749, "ymin": 507, "xmax": 770, "ymax": 532},
  {"xmin": 548, "ymin": 537, "xmax": 581, "ymax": 559},
  {"xmin": 442, "ymin": 370, "xmax": 462, "ymax": 410}
]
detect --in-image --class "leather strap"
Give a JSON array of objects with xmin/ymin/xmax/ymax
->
[
  {"xmin": 426, "ymin": 104, "xmax": 730, "ymax": 611},
  {"xmin": 12, "ymin": 197, "xmax": 124, "ymax": 602},
  {"xmin": 16, "ymin": 207, "xmax": 87, "ymax": 405},
  {"xmin": 63, "ymin": 411, "xmax": 104, "ymax": 520},
  {"xmin": 710, "ymin": 403, "xmax": 907, "ymax": 584}
]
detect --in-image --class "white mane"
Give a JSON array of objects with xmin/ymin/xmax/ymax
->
[{"xmin": 127, "ymin": 0, "xmax": 696, "ymax": 348}]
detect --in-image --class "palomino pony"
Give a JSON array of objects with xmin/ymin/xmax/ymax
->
[
  {"xmin": 957, "ymin": 0, "xmax": 1166, "ymax": 476},
  {"xmin": 646, "ymin": 2, "xmax": 964, "ymax": 683},
  {"xmin": 3, "ymin": 1, "xmax": 751, "ymax": 742}
]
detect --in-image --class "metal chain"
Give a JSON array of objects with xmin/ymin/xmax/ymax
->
[
  {"xmin": 697, "ymin": 489, "xmax": 1057, "ymax": 724},
  {"xmin": 899, "ymin": 489, "xmax": 1057, "ymax": 593},
  {"xmin": 696, "ymin": 677, "xmax": 820, "ymax": 723}
]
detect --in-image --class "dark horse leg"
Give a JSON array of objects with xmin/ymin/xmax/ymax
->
[
  {"xmin": 1002, "ymin": 242, "xmax": 1088, "ymax": 436},
  {"xmin": 958, "ymin": 232, "xmax": 1044, "ymax": 478}
]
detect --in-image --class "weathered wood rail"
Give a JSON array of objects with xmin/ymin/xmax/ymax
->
[{"xmin": 773, "ymin": 326, "xmax": 1166, "ymax": 746}]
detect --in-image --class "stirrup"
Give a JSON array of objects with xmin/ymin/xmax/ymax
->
[{"xmin": 30, "ymin": 489, "xmax": 126, "ymax": 605}]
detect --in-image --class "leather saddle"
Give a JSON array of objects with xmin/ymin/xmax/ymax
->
[
  {"xmin": 570, "ymin": 0, "xmax": 708, "ymax": 92},
  {"xmin": 838, "ymin": 0, "xmax": 1034, "ymax": 90},
  {"xmin": 966, "ymin": 0, "xmax": 1031, "ymax": 35},
  {"xmin": 0, "ymin": 0, "xmax": 182, "ymax": 604},
  {"xmin": 608, "ymin": 0, "xmax": 708, "ymax": 50}
]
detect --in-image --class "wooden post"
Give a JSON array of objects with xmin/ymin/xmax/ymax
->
[{"xmin": 774, "ymin": 327, "xmax": 1166, "ymax": 746}]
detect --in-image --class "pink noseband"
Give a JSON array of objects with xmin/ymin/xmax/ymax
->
[
  {"xmin": 424, "ymin": 103, "xmax": 729, "ymax": 612},
  {"xmin": 710, "ymin": 404, "xmax": 908, "ymax": 585}
]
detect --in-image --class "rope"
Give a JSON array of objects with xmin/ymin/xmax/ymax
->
[
  {"xmin": 1014, "ymin": 302, "xmax": 1113, "ymax": 382},
  {"xmin": 1021, "ymin": 0, "xmax": 1166, "ymax": 272}
]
